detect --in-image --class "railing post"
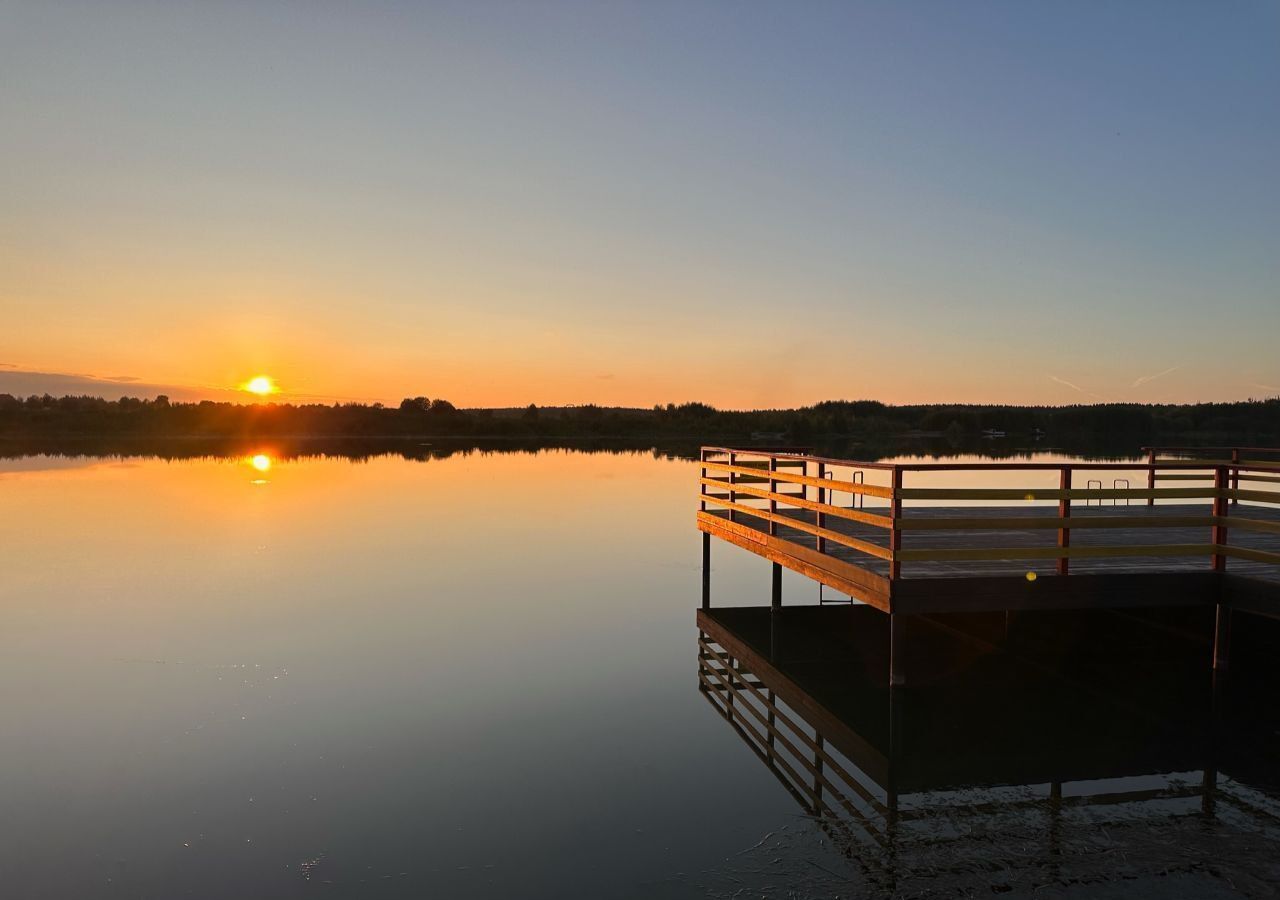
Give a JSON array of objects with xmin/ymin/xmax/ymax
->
[
  {"xmin": 1231, "ymin": 448, "xmax": 1240, "ymax": 507},
  {"xmin": 728, "ymin": 451, "xmax": 737, "ymax": 524},
  {"xmin": 1212, "ymin": 466, "xmax": 1228, "ymax": 572},
  {"xmin": 699, "ymin": 448, "xmax": 708, "ymax": 513},
  {"xmin": 1146, "ymin": 447, "xmax": 1157, "ymax": 507},
  {"xmin": 817, "ymin": 460, "xmax": 827, "ymax": 554},
  {"xmin": 890, "ymin": 468, "xmax": 903, "ymax": 580},
  {"xmin": 1057, "ymin": 467, "xmax": 1071, "ymax": 576},
  {"xmin": 701, "ymin": 448, "xmax": 711, "ymax": 610},
  {"xmin": 768, "ymin": 456, "xmax": 778, "ymax": 537}
]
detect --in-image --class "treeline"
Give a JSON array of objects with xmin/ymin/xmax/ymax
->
[{"xmin": 1, "ymin": 393, "xmax": 1278, "ymax": 447}]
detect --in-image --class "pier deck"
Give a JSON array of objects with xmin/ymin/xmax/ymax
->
[{"xmin": 698, "ymin": 447, "xmax": 1280, "ymax": 679}]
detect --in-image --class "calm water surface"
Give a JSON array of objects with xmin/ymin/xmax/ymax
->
[{"xmin": 2, "ymin": 449, "xmax": 1277, "ymax": 898}]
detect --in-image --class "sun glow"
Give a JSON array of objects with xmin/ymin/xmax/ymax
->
[
  {"xmin": 250, "ymin": 454, "xmax": 272, "ymax": 472},
  {"xmin": 243, "ymin": 375, "xmax": 277, "ymax": 396}
]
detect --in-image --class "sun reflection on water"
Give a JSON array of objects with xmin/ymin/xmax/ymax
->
[{"xmin": 245, "ymin": 453, "xmax": 274, "ymax": 484}]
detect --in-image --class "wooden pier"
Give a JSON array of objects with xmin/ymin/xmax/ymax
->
[{"xmin": 697, "ymin": 446, "xmax": 1280, "ymax": 684}]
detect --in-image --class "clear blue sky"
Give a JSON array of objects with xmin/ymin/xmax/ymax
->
[{"xmin": 2, "ymin": 1, "xmax": 1277, "ymax": 406}]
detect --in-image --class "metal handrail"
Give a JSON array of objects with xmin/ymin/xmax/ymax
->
[{"xmin": 1113, "ymin": 478, "xmax": 1130, "ymax": 507}]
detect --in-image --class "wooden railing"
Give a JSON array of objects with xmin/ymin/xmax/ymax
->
[
  {"xmin": 1143, "ymin": 446, "xmax": 1280, "ymax": 507},
  {"xmin": 698, "ymin": 447, "xmax": 1280, "ymax": 584}
]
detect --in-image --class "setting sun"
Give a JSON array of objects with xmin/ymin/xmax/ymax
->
[
  {"xmin": 250, "ymin": 454, "xmax": 272, "ymax": 472},
  {"xmin": 243, "ymin": 376, "xmax": 277, "ymax": 396}
]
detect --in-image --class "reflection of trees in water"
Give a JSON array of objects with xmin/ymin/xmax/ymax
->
[
  {"xmin": 0, "ymin": 437, "xmax": 703, "ymax": 464},
  {"xmin": 0, "ymin": 435, "xmax": 1223, "ymax": 466}
]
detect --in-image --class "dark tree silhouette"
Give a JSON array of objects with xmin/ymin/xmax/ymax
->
[
  {"xmin": 399, "ymin": 397, "xmax": 431, "ymax": 413},
  {"xmin": 0, "ymin": 393, "xmax": 1276, "ymax": 453}
]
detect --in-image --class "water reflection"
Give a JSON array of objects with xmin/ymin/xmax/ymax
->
[
  {"xmin": 0, "ymin": 437, "xmax": 700, "ymax": 466},
  {"xmin": 0, "ymin": 435, "xmax": 1166, "ymax": 469},
  {"xmin": 697, "ymin": 604, "xmax": 1280, "ymax": 895},
  {"xmin": 5, "ymin": 447, "xmax": 1277, "ymax": 896}
]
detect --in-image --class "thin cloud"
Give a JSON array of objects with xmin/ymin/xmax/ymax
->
[
  {"xmin": 1132, "ymin": 366, "xmax": 1179, "ymax": 388},
  {"xmin": 1251, "ymin": 382, "xmax": 1280, "ymax": 395},
  {"xmin": 0, "ymin": 369, "xmax": 230, "ymax": 402},
  {"xmin": 0, "ymin": 367, "xmax": 381, "ymax": 405}
]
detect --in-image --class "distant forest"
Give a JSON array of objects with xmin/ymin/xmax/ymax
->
[{"xmin": 2, "ymin": 394, "xmax": 1278, "ymax": 457}]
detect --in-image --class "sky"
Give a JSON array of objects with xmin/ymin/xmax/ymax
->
[{"xmin": 2, "ymin": 1, "xmax": 1278, "ymax": 408}]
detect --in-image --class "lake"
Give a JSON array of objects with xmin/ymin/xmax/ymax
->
[{"xmin": 3, "ymin": 446, "xmax": 1278, "ymax": 898}]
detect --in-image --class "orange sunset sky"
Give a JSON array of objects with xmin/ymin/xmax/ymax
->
[{"xmin": 3, "ymin": 4, "xmax": 1278, "ymax": 409}]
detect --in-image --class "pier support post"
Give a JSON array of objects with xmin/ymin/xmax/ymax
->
[
  {"xmin": 886, "ymin": 683, "xmax": 903, "ymax": 817},
  {"xmin": 1205, "ymin": 661, "xmax": 1224, "ymax": 815},
  {"xmin": 889, "ymin": 613, "xmax": 906, "ymax": 687},
  {"xmin": 1057, "ymin": 467, "xmax": 1071, "ymax": 576},
  {"xmin": 701, "ymin": 532, "xmax": 711, "ymax": 610},
  {"xmin": 1213, "ymin": 603, "xmax": 1231, "ymax": 674},
  {"xmin": 1048, "ymin": 781, "xmax": 1062, "ymax": 871},
  {"xmin": 769, "ymin": 612, "xmax": 778, "ymax": 661},
  {"xmin": 771, "ymin": 562, "xmax": 782, "ymax": 610}
]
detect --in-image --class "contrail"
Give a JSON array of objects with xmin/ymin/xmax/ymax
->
[
  {"xmin": 1049, "ymin": 375, "xmax": 1108, "ymax": 400},
  {"xmin": 1132, "ymin": 366, "xmax": 1179, "ymax": 388}
]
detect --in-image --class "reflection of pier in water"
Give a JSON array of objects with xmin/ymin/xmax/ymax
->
[{"xmin": 697, "ymin": 604, "xmax": 1280, "ymax": 892}]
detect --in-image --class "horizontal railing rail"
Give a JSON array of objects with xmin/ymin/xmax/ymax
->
[
  {"xmin": 699, "ymin": 447, "xmax": 1280, "ymax": 587},
  {"xmin": 1144, "ymin": 445, "xmax": 1280, "ymax": 511}
]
